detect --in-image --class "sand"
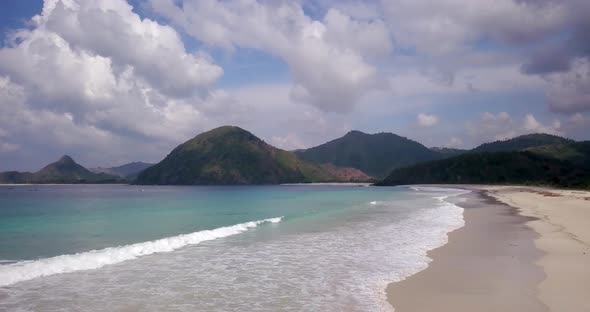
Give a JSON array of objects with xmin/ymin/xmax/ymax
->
[
  {"xmin": 485, "ymin": 186, "xmax": 590, "ymax": 312},
  {"xmin": 387, "ymin": 186, "xmax": 590, "ymax": 312},
  {"xmin": 387, "ymin": 190, "xmax": 546, "ymax": 311}
]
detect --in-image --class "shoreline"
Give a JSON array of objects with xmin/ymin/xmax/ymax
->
[
  {"xmin": 484, "ymin": 186, "xmax": 590, "ymax": 312},
  {"xmin": 386, "ymin": 185, "xmax": 590, "ymax": 311}
]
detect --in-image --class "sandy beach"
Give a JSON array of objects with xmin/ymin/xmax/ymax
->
[{"xmin": 387, "ymin": 186, "xmax": 590, "ymax": 312}]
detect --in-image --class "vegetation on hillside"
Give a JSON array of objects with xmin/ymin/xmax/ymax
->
[
  {"xmin": 135, "ymin": 126, "xmax": 372, "ymax": 185},
  {"xmin": 376, "ymin": 142, "xmax": 590, "ymax": 189},
  {"xmin": 0, "ymin": 156, "xmax": 122, "ymax": 184},
  {"xmin": 429, "ymin": 147, "xmax": 467, "ymax": 156},
  {"xmin": 2, "ymin": 128, "xmax": 586, "ymax": 188},
  {"xmin": 295, "ymin": 130, "xmax": 443, "ymax": 178},
  {"xmin": 472, "ymin": 133, "xmax": 573, "ymax": 153}
]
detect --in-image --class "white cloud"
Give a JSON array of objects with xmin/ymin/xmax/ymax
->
[
  {"xmin": 0, "ymin": 143, "xmax": 19, "ymax": 152},
  {"xmin": 447, "ymin": 137, "xmax": 463, "ymax": 148},
  {"xmin": 523, "ymin": 113, "xmax": 562, "ymax": 134},
  {"xmin": 563, "ymin": 113, "xmax": 590, "ymax": 140},
  {"xmin": 388, "ymin": 65, "xmax": 544, "ymax": 97},
  {"xmin": 416, "ymin": 113, "xmax": 438, "ymax": 127},
  {"xmin": 149, "ymin": 0, "xmax": 392, "ymax": 112},
  {"xmin": 208, "ymin": 83, "xmax": 352, "ymax": 149},
  {"xmin": 270, "ymin": 133, "xmax": 306, "ymax": 151},
  {"xmin": 0, "ymin": 0, "xmax": 228, "ymax": 169},
  {"xmin": 38, "ymin": 0, "xmax": 222, "ymax": 97},
  {"xmin": 0, "ymin": 0, "xmax": 225, "ymax": 141},
  {"xmin": 379, "ymin": 0, "xmax": 568, "ymax": 56},
  {"xmin": 468, "ymin": 111, "xmax": 517, "ymax": 142},
  {"xmin": 0, "ymin": 0, "xmax": 588, "ymax": 170},
  {"xmin": 467, "ymin": 111, "xmax": 563, "ymax": 144}
]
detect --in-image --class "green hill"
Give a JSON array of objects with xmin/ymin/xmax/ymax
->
[
  {"xmin": 472, "ymin": 133, "xmax": 573, "ymax": 153},
  {"xmin": 376, "ymin": 142, "xmax": 590, "ymax": 189},
  {"xmin": 295, "ymin": 130, "xmax": 442, "ymax": 178},
  {"xmin": 527, "ymin": 142, "xmax": 590, "ymax": 166},
  {"xmin": 0, "ymin": 156, "xmax": 122, "ymax": 184},
  {"xmin": 430, "ymin": 147, "xmax": 467, "ymax": 157},
  {"xmin": 135, "ymin": 126, "xmax": 371, "ymax": 185}
]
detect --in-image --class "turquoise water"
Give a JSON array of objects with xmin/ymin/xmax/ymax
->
[
  {"xmin": 0, "ymin": 184, "xmax": 467, "ymax": 311},
  {"xmin": 0, "ymin": 185, "xmax": 399, "ymax": 261}
]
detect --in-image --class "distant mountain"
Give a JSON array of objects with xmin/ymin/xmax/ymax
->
[
  {"xmin": 0, "ymin": 171, "xmax": 34, "ymax": 184},
  {"xmin": 376, "ymin": 141, "xmax": 590, "ymax": 189},
  {"xmin": 136, "ymin": 126, "xmax": 372, "ymax": 185},
  {"xmin": 295, "ymin": 130, "xmax": 442, "ymax": 178},
  {"xmin": 429, "ymin": 147, "xmax": 467, "ymax": 157},
  {"xmin": 91, "ymin": 162, "xmax": 153, "ymax": 179},
  {"xmin": 0, "ymin": 155, "xmax": 122, "ymax": 184},
  {"xmin": 472, "ymin": 133, "xmax": 573, "ymax": 153}
]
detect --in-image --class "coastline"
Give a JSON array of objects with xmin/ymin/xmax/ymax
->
[
  {"xmin": 386, "ymin": 185, "xmax": 590, "ymax": 311},
  {"xmin": 483, "ymin": 186, "xmax": 590, "ymax": 312}
]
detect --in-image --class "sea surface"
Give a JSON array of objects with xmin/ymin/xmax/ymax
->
[{"xmin": 0, "ymin": 184, "xmax": 468, "ymax": 311}]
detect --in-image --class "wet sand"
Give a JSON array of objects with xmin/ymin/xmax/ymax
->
[
  {"xmin": 484, "ymin": 186, "xmax": 590, "ymax": 312},
  {"xmin": 387, "ymin": 190, "xmax": 547, "ymax": 311}
]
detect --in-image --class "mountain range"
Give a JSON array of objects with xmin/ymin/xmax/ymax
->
[
  {"xmin": 377, "ymin": 138, "xmax": 590, "ymax": 189},
  {"xmin": 295, "ymin": 130, "xmax": 444, "ymax": 178},
  {"xmin": 135, "ymin": 126, "xmax": 371, "ymax": 185},
  {"xmin": 471, "ymin": 133, "xmax": 573, "ymax": 153},
  {"xmin": 91, "ymin": 162, "xmax": 154, "ymax": 179},
  {"xmin": 1, "ymin": 127, "xmax": 588, "ymax": 188},
  {"xmin": 0, "ymin": 156, "xmax": 122, "ymax": 184}
]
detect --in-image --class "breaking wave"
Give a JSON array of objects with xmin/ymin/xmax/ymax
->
[{"xmin": 0, "ymin": 217, "xmax": 283, "ymax": 286}]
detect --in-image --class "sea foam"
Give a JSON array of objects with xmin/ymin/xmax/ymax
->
[{"xmin": 0, "ymin": 217, "xmax": 283, "ymax": 287}]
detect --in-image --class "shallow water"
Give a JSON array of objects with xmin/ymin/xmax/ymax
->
[{"xmin": 0, "ymin": 184, "xmax": 467, "ymax": 311}]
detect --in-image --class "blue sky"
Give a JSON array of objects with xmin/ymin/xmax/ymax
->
[
  {"xmin": 0, "ymin": 0, "xmax": 589, "ymax": 171},
  {"xmin": 0, "ymin": 1, "xmax": 42, "ymax": 43}
]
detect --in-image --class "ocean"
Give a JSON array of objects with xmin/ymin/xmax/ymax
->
[{"xmin": 0, "ymin": 184, "xmax": 468, "ymax": 311}]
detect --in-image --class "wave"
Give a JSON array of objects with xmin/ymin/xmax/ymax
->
[{"xmin": 0, "ymin": 217, "xmax": 283, "ymax": 287}]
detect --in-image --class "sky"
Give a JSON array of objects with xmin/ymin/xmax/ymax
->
[{"xmin": 0, "ymin": 0, "xmax": 589, "ymax": 171}]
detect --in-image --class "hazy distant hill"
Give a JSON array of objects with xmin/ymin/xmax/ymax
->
[
  {"xmin": 472, "ymin": 133, "xmax": 573, "ymax": 153},
  {"xmin": 376, "ymin": 141, "xmax": 590, "ymax": 189},
  {"xmin": 91, "ymin": 162, "xmax": 153, "ymax": 179},
  {"xmin": 136, "ymin": 126, "xmax": 371, "ymax": 185},
  {"xmin": 295, "ymin": 130, "xmax": 442, "ymax": 178},
  {"xmin": 429, "ymin": 147, "xmax": 467, "ymax": 157},
  {"xmin": 0, "ymin": 156, "xmax": 122, "ymax": 184}
]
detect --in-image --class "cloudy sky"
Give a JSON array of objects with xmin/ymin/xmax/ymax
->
[{"xmin": 0, "ymin": 0, "xmax": 589, "ymax": 171}]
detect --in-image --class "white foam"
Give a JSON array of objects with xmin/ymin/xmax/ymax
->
[
  {"xmin": 0, "ymin": 217, "xmax": 283, "ymax": 287},
  {"xmin": 375, "ymin": 188, "xmax": 471, "ymax": 311},
  {"xmin": 370, "ymin": 201, "xmax": 377, "ymax": 205}
]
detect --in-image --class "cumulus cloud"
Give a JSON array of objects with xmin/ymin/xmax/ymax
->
[
  {"xmin": 467, "ymin": 111, "xmax": 562, "ymax": 143},
  {"xmin": 523, "ymin": 113, "xmax": 562, "ymax": 134},
  {"xmin": 562, "ymin": 113, "xmax": 590, "ymax": 140},
  {"xmin": 0, "ymin": 0, "xmax": 226, "ymax": 170},
  {"xmin": 39, "ymin": 0, "xmax": 222, "ymax": 97},
  {"xmin": 379, "ymin": 0, "xmax": 568, "ymax": 56},
  {"xmin": 149, "ymin": 0, "xmax": 392, "ymax": 112},
  {"xmin": 218, "ymin": 83, "xmax": 352, "ymax": 150},
  {"xmin": 416, "ymin": 113, "xmax": 438, "ymax": 127},
  {"xmin": 0, "ymin": 0, "xmax": 588, "ymax": 170},
  {"xmin": 270, "ymin": 133, "xmax": 306, "ymax": 151},
  {"xmin": 376, "ymin": 0, "xmax": 590, "ymax": 116},
  {"xmin": 447, "ymin": 137, "xmax": 463, "ymax": 148}
]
